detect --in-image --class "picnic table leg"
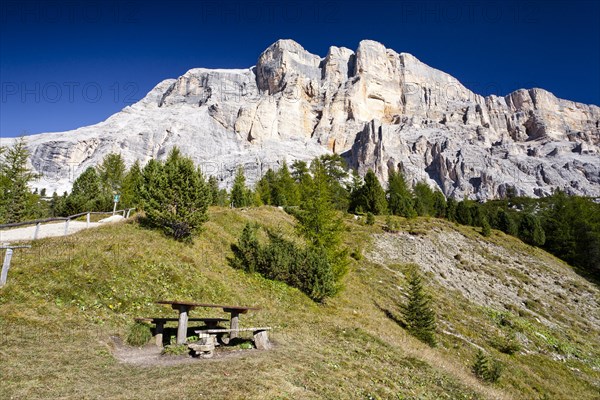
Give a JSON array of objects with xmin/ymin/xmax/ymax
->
[
  {"xmin": 155, "ymin": 320, "xmax": 165, "ymax": 347},
  {"xmin": 176, "ymin": 306, "xmax": 189, "ymax": 344},
  {"xmin": 229, "ymin": 311, "xmax": 240, "ymax": 340}
]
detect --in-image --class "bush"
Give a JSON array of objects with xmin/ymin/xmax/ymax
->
[
  {"xmin": 229, "ymin": 223, "xmax": 341, "ymax": 302},
  {"xmin": 126, "ymin": 322, "xmax": 152, "ymax": 346},
  {"xmin": 385, "ymin": 215, "xmax": 400, "ymax": 232},
  {"xmin": 490, "ymin": 331, "xmax": 521, "ymax": 355},
  {"xmin": 366, "ymin": 212, "xmax": 375, "ymax": 225}
]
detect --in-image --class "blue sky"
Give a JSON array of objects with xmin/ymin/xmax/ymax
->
[{"xmin": 1, "ymin": 0, "xmax": 599, "ymax": 137}]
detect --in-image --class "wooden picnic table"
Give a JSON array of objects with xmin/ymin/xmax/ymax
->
[{"xmin": 156, "ymin": 300, "xmax": 260, "ymax": 344}]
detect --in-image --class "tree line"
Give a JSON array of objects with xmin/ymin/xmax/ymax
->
[{"xmin": 2, "ymin": 137, "xmax": 598, "ymax": 280}]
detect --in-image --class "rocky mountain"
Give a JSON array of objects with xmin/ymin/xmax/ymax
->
[{"xmin": 17, "ymin": 39, "xmax": 600, "ymax": 199}]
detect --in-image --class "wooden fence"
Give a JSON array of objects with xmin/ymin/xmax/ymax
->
[{"xmin": 0, "ymin": 208, "xmax": 136, "ymax": 240}]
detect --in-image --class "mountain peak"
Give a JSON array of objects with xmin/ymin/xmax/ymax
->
[{"xmin": 20, "ymin": 39, "xmax": 600, "ymax": 200}]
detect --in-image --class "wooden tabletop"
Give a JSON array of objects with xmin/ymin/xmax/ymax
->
[{"xmin": 156, "ymin": 300, "xmax": 260, "ymax": 311}]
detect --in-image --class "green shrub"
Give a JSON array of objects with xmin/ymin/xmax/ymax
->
[
  {"xmin": 385, "ymin": 215, "xmax": 400, "ymax": 232},
  {"xmin": 350, "ymin": 248, "xmax": 363, "ymax": 261},
  {"xmin": 229, "ymin": 223, "xmax": 341, "ymax": 302},
  {"xmin": 490, "ymin": 331, "xmax": 521, "ymax": 355},
  {"xmin": 161, "ymin": 344, "xmax": 189, "ymax": 356},
  {"xmin": 126, "ymin": 322, "xmax": 152, "ymax": 347},
  {"xmin": 366, "ymin": 212, "xmax": 375, "ymax": 225}
]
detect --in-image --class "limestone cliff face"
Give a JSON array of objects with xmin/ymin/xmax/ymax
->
[{"xmin": 18, "ymin": 39, "xmax": 600, "ymax": 199}]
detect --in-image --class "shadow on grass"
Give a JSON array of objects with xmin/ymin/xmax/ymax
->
[{"xmin": 374, "ymin": 302, "xmax": 407, "ymax": 329}]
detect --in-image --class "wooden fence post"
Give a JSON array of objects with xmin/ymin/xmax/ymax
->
[
  {"xmin": 86, "ymin": 213, "xmax": 90, "ymax": 228},
  {"xmin": 33, "ymin": 222, "xmax": 41, "ymax": 240},
  {"xmin": 1, "ymin": 244, "xmax": 32, "ymax": 287},
  {"xmin": 1, "ymin": 245, "xmax": 13, "ymax": 287}
]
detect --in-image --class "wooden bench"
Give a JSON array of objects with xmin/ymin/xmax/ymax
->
[
  {"xmin": 135, "ymin": 317, "xmax": 228, "ymax": 346},
  {"xmin": 195, "ymin": 327, "xmax": 272, "ymax": 350}
]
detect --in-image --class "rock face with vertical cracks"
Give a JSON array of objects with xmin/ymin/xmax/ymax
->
[{"xmin": 16, "ymin": 39, "xmax": 600, "ymax": 199}]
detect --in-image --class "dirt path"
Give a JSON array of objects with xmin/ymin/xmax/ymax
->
[
  {"xmin": 0, "ymin": 216, "xmax": 124, "ymax": 243},
  {"xmin": 110, "ymin": 336, "xmax": 257, "ymax": 367}
]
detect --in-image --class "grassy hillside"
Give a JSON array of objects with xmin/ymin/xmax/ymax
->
[{"xmin": 1, "ymin": 207, "xmax": 598, "ymax": 399}]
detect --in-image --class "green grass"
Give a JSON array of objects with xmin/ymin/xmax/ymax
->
[{"xmin": 0, "ymin": 207, "xmax": 598, "ymax": 399}]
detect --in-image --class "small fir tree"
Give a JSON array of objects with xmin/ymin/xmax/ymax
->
[
  {"xmin": 402, "ymin": 266, "xmax": 437, "ymax": 346},
  {"xmin": 231, "ymin": 166, "xmax": 250, "ymax": 208}
]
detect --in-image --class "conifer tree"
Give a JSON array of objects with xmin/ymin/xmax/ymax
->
[
  {"xmin": 414, "ymin": 181, "xmax": 435, "ymax": 216},
  {"xmin": 472, "ymin": 350, "xmax": 503, "ymax": 383},
  {"xmin": 97, "ymin": 153, "xmax": 126, "ymax": 198},
  {"xmin": 519, "ymin": 213, "xmax": 545, "ymax": 246},
  {"xmin": 121, "ymin": 159, "xmax": 143, "ymax": 208},
  {"xmin": 274, "ymin": 161, "xmax": 299, "ymax": 206},
  {"xmin": 66, "ymin": 167, "xmax": 104, "ymax": 213},
  {"xmin": 231, "ymin": 166, "xmax": 250, "ymax": 208},
  {"xmin": 348, "ymin": 169, "xmax": 364, "ymax": 213},
  {"xmin": 291, "ymin": 160, "xmax": 311, "ymax": 202},
  {"xmin": 387, "ymin": 166, "xmax": 416, "ymax": 218},
  {"xmin": 361, "ymin": 169, "xmax": 387, "ymax": 215},
  {"xmin": 295, "ymin": 158, "xmax": 347, "ymax": 282},
  {"xmin": 319, "ymin": 154, "xmax": 350, "ymax": 211},
  {"xmin": 497, "ymin": 209, "xmax": 518, "ymax": 236},
  {"xmin": 0, "ymin": 137, "xmax": 40, "ymax": 223},
  {"xmin": 456, "ymin": 200, "xmax": 473, "ymax": 226},
  {"xmin": 432, "ymin": 190, "xmax": 447, "ymax": 218},
  {"xmin": 446, "ymin": 197, "xmax": 458, "ymax": 222},
  {"xmin": 255, "ymin": 169, "xmax": 275, "ymax": 205},
  {"xmin": 139, "ymin": 147, "xmax": 210, "ymax": 241},
  {"xmin": 481, "ymin": 216, "xmax": 492, "ymax": 237},
  {"xmin": 207, "ymin": 175, "xmax": 220, "ymax": 206},
  {"xmin": 402, "ymin": 266, "xmax": 436, "ymax": 346}
]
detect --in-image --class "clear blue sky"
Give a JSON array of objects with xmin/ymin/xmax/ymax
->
[{"xmin": 1, "ymin": 0, "xmax": 599, "ymax": 138}]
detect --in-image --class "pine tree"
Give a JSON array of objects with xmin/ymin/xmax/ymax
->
[
  {"xmin": 274, "ymin": 161, "xmax": 299, "ymax": 206},
  {"xmin": 472, "ymin": 350, "xmax": 489, "ymax": 380},
  {"xmin": 255, "ymin": 169, "xmax": 275, "ymax": 205},
  {"xmin": 497, "ymin": 209, "xmax": 518, "ymax": 236},
  {"xmin": 97, "ymin": 153, "xmax": 126, "ymax": 198},
  {"xmin": 432, "ymin": 190, "xmax": 447, "ymax": 218},
  {"xmin": 387, "ymin": 166, "xmax": 416, "ymax": 218},
  {"xmin": 0, "ymin": 137, "xmax": 40, "ymax": 223},
  {"xmin": 207, "ymin": 175, "xmax": 220, "ymax": 206},
  {"xmin": 231, "ymin": 166, "xmax": 250, "ymax": 208},
  {"xmin": 519, "ymin": 213, "xmax": 546, "ymax": 246},
  {"xmin": 139, "ymin": 147, "xmax": 210, "ymax": 241},
  {"xmin": 456, "ymin": 200, "xmax": 473, "ymax": 226},
  {"xmin": 295, "ymin": 158, "xmax": 347, "ymax": 283},
  {"xmin": 121, "ymin": 159, "xmax": 143, "ymax": 208},
  {"xmin": 291, "ymin": 160, "xmax": 311, "ymax": 203},
  {"xmin": 414, "ymin": 181, "xmax": 435, "ymax": 216},
  {"xmin": 472, "ymin": 349, "xmax": 503, "ymax": 383},
  {"xmin": 360, "ymin": 169, "xmax": 388, "ymax": 215},
  {"xmin": 481, "ymin": 216, "xmax": 492, "ymax": 237},
  {"xmin": 446, "ymin": 197, "xmax": 458, "ymax": 222},
  {"xmin": 402, "ymin": 266, "xmax": 436, "ymax": 346},
  {"xmin": 66, "ymin": 167, "xmax": 105, "ymax": 213},
  {"xmin": 319, "ymin": 154, "xmax": 350, "ymax": 211}
]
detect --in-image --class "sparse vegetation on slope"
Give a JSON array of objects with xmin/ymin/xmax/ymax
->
[{"xmin": 0, "ymin": 208, "xmax": 598, "ymax": 399}]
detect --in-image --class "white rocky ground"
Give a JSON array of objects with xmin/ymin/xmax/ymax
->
[
  {"xmin": 9, "ymin": 39, "xmax": 600, "ymax": 199},
  {"xmin": 366, "ymin": 224, "xmax": 600, "ymax": 332}
]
